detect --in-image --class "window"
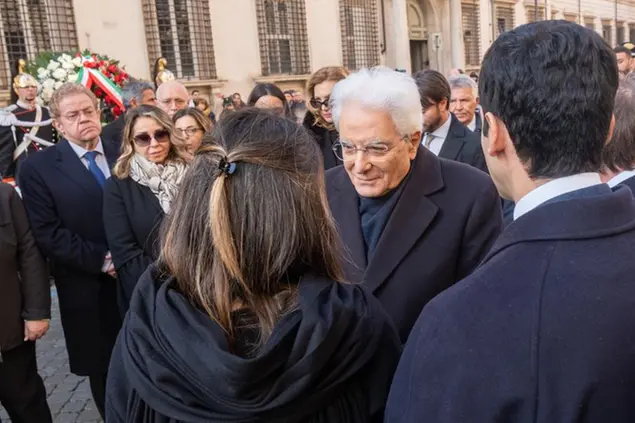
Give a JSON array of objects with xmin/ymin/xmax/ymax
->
[
  {"xmin": 564, "ymin": 13, "xmax": 578, "ymax": 23},
  {"xmin": 617, "ymin": 22, "xmax": 625, "ymax": 44},
  {"xmin": 0, "ymin": 0, "xmax": 78, "ymax": 89},
  {"xmin": 495, "ymin": 3, "xmax": 514, "ymax": 37},
  {"xmin": 630, "ymin": 24, "xmax": 635, "ymax": 43},
  {"xmin": 256, "ymin": 0, "xmax": 310, "ymax": 76},
  {"xmin": 584, "ymin": 16, "xmax": 596, "ymax": 31},
  {"xmin": 602, "ymin": 21, "xmax": 613, "ymax": 45},
  {"xmin": 142, "ymin": 0, "xmax": 217, "ymax": 80},
  {"xmin": 462, "ymin": 1, "xmax": 480, "ymax": 67},
  {"xmin": 525, "ymin": 5, "xmax": 545, "ymax": 23},
  {"xmin": 339, "ymin": 0, "xmax": 380, "ymax": 71}
]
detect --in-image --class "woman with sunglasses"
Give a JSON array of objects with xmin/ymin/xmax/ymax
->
[
  {"xmin": 303, "ymin": 66, "xmax": 350, "ymax": 170},
  {"xmin": 173, "ymin": 108, "xmax": 212, "ymax": 154},
  {"xmin": 103, "ymin": 105, "xmax": 188, "ymax": 317}
]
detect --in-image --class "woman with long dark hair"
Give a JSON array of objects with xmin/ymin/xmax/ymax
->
[
  {"xmin": 105, "ymin": 109, "xmax": 400, "ymax": 423},
  {"xmin": 247, "ymin": 83, "xmax": 291, "ymax": 117}
]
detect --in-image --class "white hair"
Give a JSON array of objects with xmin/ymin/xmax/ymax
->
[
  {"xmin": 448, "ymin": 74, "xmax": 478, "ymax": 98},
  {"xmin": 330, "ymin": 67, "xmax": 423, "ymax": 136}
]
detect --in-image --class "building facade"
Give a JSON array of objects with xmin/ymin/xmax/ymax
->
[{"xmin": 1, "ymin": 0, "xmax": 635, "ymax": 107}]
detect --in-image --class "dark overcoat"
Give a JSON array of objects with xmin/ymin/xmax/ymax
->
[
  {"xmin": 18, "ymin": 139, "xmax": 121, "ymax": 376},
  {"xmin": 386, "ymin": 185, "xmax": 635, "ymax": 422},
  {"xmin": 438, "ymin": 113, "xmax": 487, "ymax": 173}
]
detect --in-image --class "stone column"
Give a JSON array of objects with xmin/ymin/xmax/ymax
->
[
  {"xmin": 449, "ymin": 0, "xmax": 465, "ymax": 69},
  {"xmin": 392, "ymin": 0, "xmax": 412, "ymax": 71}
]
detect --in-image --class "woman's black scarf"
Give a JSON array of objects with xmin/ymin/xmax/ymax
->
[{"xmin": 109, "ymin": 264, "xmax": 400, "ymax": 422}]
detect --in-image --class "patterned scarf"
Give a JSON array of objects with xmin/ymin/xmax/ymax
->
[{"xmin": 129, "ymin": 154, "xmax": 187, "ymax": 213}]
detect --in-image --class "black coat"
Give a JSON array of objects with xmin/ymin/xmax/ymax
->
[
  {"xmin": 0, "ymin": 183, "xmax": 50, "ymax": 352},
  {"xmin": 106, "ymin": 265, "xmax": 401, "ymax": 423},
  {"xmin": 620, "ymin": 174, "xmax": 635, "ymax": 194},
  {"xmin": 325, "ymin": 147, "xmax": 502, "ymax": 342},
  {"xmin": 101, "ymin": 114, "xmax": 126, "ymax": 150},
  {"xmin": 386, "ymin": 184, "xmax": 635, "ymax": 422},
  {"xmin": 103, "ymin": 176, "xmax": 164, "ymax": 316},
  {"xmin": 438, "ymin": 114, "xmax": 487, "ymax": 173},
  {"xmin": 303, "ymin": 113, "xmax": 341, "ymax": 170},
  {"xmin": 18, "ymin": 139, "xmax": 122, "ymax": 376}
]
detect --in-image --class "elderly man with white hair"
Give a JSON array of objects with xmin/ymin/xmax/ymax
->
[
  {"xmin": 325, "ymin": 67, "xmax": 502, "ymax": 342},
  {"xmin": 449, "ymin": 74, "xmax": 482, "ymax": 133}
]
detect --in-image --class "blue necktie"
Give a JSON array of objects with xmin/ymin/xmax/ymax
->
[{"xmin": 84, "ymin": 151, "xmax": 106, "ymax": 188}]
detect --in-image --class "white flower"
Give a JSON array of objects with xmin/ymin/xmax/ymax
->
[
  {"xmin": 42, "ymin": 78, "xmax": 56, "ymax": 89},
  {"xmin": 60, "ymin": 54, "xmax": 72, "ymax": 63},
  {"xmin": 42, "ymin": 88, "xmax": 54, "ymax": 102},
  {"xmin": 72, "ymin": 57, "xmax": 82, "ymax": 67},
  {"xmin": 67, "ymin": 73, "xmax": 79, "ymax": 83},
  {"xmin": 46, "ymin": 61, "xmax": 60, "ymax": 71},
  {"xmin": 37, "ymin": 69, "xmax": 50, "ymax": 80},
  {"xmin": 54, "ymin": 81, "xmax": 63, "ymax": 90},
  {"xmin": 61, "ymin": 60, "xmax": 75, "ymax": 70},
  {"xmin": 52, "ymin": 68, "xmax": 67, "ymax": 80}
]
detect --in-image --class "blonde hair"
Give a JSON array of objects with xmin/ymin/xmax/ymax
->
[
  {"xmin": 305, "ymin": 66, "xmax": 350, "ymax": 130},
  {"xmin": 112, "ymin": 105, "xmax": 188, "ymax": 179},
  {"xmin": 49, "ymin": 83, "xmax": 98, "ymax": 119}
]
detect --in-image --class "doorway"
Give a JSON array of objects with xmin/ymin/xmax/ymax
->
[{"xmin": 410, "ymin": 40, "xmax": 429, "ymax": 73}]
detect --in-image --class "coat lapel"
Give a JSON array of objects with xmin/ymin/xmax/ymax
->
[
  {"xmin": 438, "ymin": 115, "xmax": 466, "ymax": 161},
  {"xmin": 55, "ymin": 139, "xmax": 103, "ymax": 197},
  {"xmin": 364, "ymin": 148, "xmax": 444, "ymax": 293},
  {"xmin": 328, "ymin": 173, "xmax": 367, "ymax": 283}
]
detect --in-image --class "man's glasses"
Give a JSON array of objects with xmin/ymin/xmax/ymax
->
[
  {"xmin": 310, "ymin": 97, "xmax": 330, "ymax": 109},
  {"xmin": 332, "ymin": 137, "xmax": 406, "ymax": 162},
  {"xmin": 175, "ymin": 126, "xmax": 202, "ymax": 137},
  {"xmin": 133, "ymin": 129, "xmax": 171, "ymax": 147}
]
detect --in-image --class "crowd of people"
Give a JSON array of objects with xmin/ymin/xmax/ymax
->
[{"xmin": 2, "ymin": 19, "xmax": 635, "ymax": 423}]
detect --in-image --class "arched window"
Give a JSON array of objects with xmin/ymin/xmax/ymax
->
[
  {"xmin": 339, "ymin": 0, "xmax": 380, "ymax": 71},
  {"xmin": 142, "ymin": 0, "xmax": 217, "ymax": 79},
  {"xmin": 0, "ymin": 0, "xmax": 78, "ymax": 89},
  {"xmin": 256, "ymin": 0, "xmax": 310, "ymax": 76}
]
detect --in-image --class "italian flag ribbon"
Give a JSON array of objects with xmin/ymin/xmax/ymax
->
[{"xmin": 76, "ymin": 57, "xmax": 124, "ymax": 110}]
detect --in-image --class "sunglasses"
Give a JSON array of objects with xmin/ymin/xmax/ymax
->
[
  {"xmin": 310, "ymin": 97, "xmax": 330, "ymax": 109},
  {"xmin": 133, "ymin": 129, "xmax": 170, "ymax": 147}
]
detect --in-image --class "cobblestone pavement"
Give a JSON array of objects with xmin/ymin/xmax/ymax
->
[{"xmin": 0, "ymin": 288, "xmax": 103, "ymax": 423}]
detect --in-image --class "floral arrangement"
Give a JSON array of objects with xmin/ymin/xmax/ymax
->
[{"xmin": 27, "ymin": 50, "xmax": 129, "ymax": 120}]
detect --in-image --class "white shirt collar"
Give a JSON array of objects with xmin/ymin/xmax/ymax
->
[
  {"xmin": 513, "ymin": 172, "xmax": 603, "ymax": 221},
  {"xmin": 467, "ymin": 115, "xmax": 476, "ymax": 131},
  {"xmin": 67, "ymin": 138, "xmax": 105, "ymax": 159},
  {"xmin": 16, "ymin": 99, "xmax": 36, "ymax": 110},
  {"xmin": 607, "ymin": 169, "xmax": 635, "ymax": 188},
  {"xmin": 430, "ymin": 113, "xmax": 452, "ymax": 141}
]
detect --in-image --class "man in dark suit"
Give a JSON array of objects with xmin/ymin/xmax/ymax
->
[
  {"xmin": 326, "ymin": 67, "xmax": 502, "ymax": 343},
  {"xmin": 101, "ymin": 80, "xmax": 156, "ymax": 148},
  {"xmin": 602, "ymin": 74, "xmax": 635, "ymax": 193},
  {"xmin": 413, "ymin": 69, "xmax": 486, "ymax": 172},
  {"xmin": 18, "ymin": 83, "xmax": 121, "ymax": 420},
  {"xmin": 448, "ymin": 74, "xmax": 482, "ymax": 134},
  {"xmin": 386, "ymin": 21, "xmax": 635, "ymax": 422}
]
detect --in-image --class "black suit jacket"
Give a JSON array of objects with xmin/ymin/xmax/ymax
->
[
  {"xmin": 386, "ymin": 185, "xmax": 635, "ymax": 422},
  {"xmin": 325, "ymin": 147, "xmax": 502, "ymax": 342},
  {"xmin": 103, "ymin": 177, "xmax": 164, "ymax": 316},
  {"xmin": 619, "ymin": 174, "xmax": 635, "ymax": 194},
  {"xmin": 101, "ymin": 114, "xmax": 126, "ymax": 149},
  {"xmin": 438, "ymin": 114, "xmax": 486, "ymax": 173},
  {"xmin": 18, "ymin": 139, "xmax": 122, "ymax": 376}
]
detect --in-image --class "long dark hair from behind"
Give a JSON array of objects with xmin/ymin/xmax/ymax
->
[
  {"xmin": 247, "ymin": 83, "xmax": 292, "ymax": 118},
  {"xmin": 159, "ymin": 108, "xmax": 346, "ymax": 350}
]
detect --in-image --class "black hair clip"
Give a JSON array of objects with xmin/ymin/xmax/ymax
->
[{"xmin": 218, "ymin": 158, "xmax": 237, "ymax": 176}]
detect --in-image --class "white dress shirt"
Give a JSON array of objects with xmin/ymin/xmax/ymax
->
[
  {"xmin": 467, "ymin": 116, "xmax": 476, "ymax": 132},
  {"xmin": 423, "ymin": 114, "xmax": 453, "ymax": 156},
  {"xmin": 513, "ymin": 173, "xmax": 603, "ymax": 221},
  {"xmin": 607, "ymin": 169, "xmax": 635, "ymax": 188},
  {"xmin": 67, "ymin": 138, "xmax": 111, "ymax": 179}
]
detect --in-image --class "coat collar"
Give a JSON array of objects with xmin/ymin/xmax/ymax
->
[
  {"xmin": 438, "ymin": 114, "xmax": 467, "ymax": 161},
  {"xmin": 482, "ymin": 185, "xmax": 635, "ymax": 265},
  {"xmin": 330, "ymin": 147, "xmax": 444, "ymax": 292},
  {"xmin": 55, "ymin": 139, "xmax": 116, "ymax": 197}
]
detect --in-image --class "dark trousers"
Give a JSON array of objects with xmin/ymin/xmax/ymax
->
[
  {"xmin": 0, "ymin": 341, "xmax": 52, "ymax": 423},
  {"xmin": 89, "ymin": 372, "xmax": 107, "ymax": 419}
]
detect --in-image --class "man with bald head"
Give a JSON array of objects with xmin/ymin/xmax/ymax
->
[{"xmin": 156, "ymin": 80, "xmax": 189, "ymax": 118}]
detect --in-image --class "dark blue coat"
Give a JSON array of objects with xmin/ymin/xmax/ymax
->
[
  {"xmin": 386, "ymin": 184, "xmax": 635, "ymax": 422},
  {"xmin": 18, "ymin": 139, "xmax": 122, "ymax": 376},
  {"xmin": 325, "ymin": 147, "xmax": 502, "ymax": 342}
]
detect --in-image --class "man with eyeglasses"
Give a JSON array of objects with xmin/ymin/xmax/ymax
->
[
  {"xmin": 156, "ymin": 80, "xmax": 189, "ymax": 118},
  {"xmin": 325, "ymin": 67, "xmax": 502, "ymax": 343},
  {"xmin": 18, "ymin": 83, "xmax": 121, "ymax": 420}
]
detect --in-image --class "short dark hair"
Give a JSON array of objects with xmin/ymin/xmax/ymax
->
[
  {"xmin": 614, "ymin": 46, "xmax": 632, "ymax": 56},
  {"xmin": 479, "ymin": 20, "xmax": 618, "ymax": 178},
  {"xmin": 192, "ymin": 89, "xmax": 200, "ymax": 95},
  {"xmin": 603, "ymin": 76, "xmax": 635, "ymax": 172},
  {"xmin": 412, "ymin": 70, "xmax": 451, "ymax": 110}
]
